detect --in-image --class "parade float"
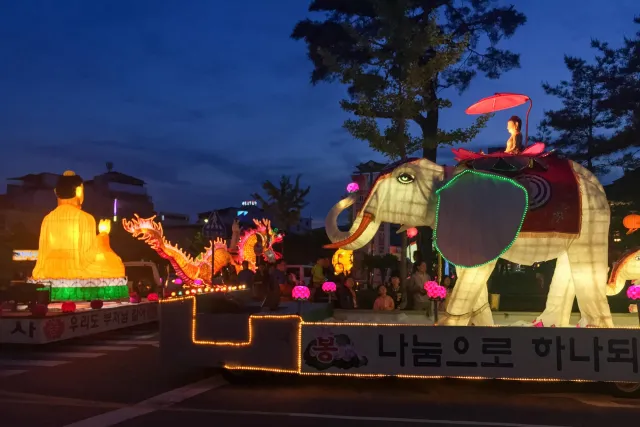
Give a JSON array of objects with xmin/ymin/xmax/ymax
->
[
  {"xmin": 0, "ymin": 171, "xmax": 157, "ymax": 344},
  {"xmin": 122, "ymin": 215, "xmax": 282, "ymax": 293},
  {"xmin": 158, "ymin": 94, "xmax": 640, "ymax": 393}
]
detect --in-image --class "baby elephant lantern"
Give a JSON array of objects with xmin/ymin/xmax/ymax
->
[{"xmin": 324, "ymin": 154, "xmax": 615, "ymax": 328}]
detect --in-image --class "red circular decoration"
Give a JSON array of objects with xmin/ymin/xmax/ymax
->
[
  {"xmin": 61, "ymin": 301, "xmax": 76, "ymax": 313},
  {"xmin": 90, "ymin": 300, "xmax": 104, "ymax": 310},
  {"xmin": 43, "ymin": 318, "xmax": 65, "ymax": 340},
  {"xmin": 465, "ymin": 93, "xmax": 530, "ymax": 115},
  {"xmin": 406, "ymin": 227, "xmax": 418, "ymax": 238},
  {"xmin": 147, "ymin": 293, "xmax": 159, "ymax": 302},
  {"xmin": 129, "ymin": 293, "xmax": 141, "ymax": 304},
  {"xmin": 31, "ymin": 303, "xmax": 48, "ymax": 317}
]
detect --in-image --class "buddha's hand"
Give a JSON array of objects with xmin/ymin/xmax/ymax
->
[{"xmin": 98, "ymin": 219, "xmax": 112, "ymax": 235}]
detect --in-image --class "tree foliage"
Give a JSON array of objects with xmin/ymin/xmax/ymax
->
[
  {"xmin": 538, "ymin": 53, "xmax": 620, "ymax": 174},
  {"xmin": 252, "ymin": 175, "xmax": 311, "ymax": 232},
  {"xmin": 292, "ymin": 0, "xmax": 527, "ymax": 159}
]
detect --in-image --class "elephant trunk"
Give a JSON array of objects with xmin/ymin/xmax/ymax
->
[{"xmin": 324, "ymin": 195, "xmax": 381, "ymax": 250}]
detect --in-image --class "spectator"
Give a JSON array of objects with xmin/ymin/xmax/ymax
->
[
  {"xmin": 237, "ymin": 260, "xmax": 254, "ymax": 289},
  {"xmin": 337, "ymin": 277, "xmax": 357, "ymax": 309},
  {"xmin": 310, "ymin": 257, "xmax": 326, "ymax": 301},
  {"xmin": 373, "ymin": 285, "xmax": 395, "ymax": 311},
  {"xmin": 387, "ymin": 274, "xmax": 407, "ymax": 310},
  {"xmin": 410, "ymin": 261, "xmax": 431, "ymax": 315}
]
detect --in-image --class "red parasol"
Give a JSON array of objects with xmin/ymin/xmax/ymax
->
[{"xmin": 465, "ymin": 93, "xmax": 533, "ymax": 146}]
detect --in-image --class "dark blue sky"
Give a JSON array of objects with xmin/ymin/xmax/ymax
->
[{"xmin": 1, "ymin": 0, "xmax": 637, "ymax": 224}]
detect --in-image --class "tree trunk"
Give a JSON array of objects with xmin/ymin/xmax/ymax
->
[{"xmin": 418, "ymin": 101, "xmax": 439, "ymax": 276}]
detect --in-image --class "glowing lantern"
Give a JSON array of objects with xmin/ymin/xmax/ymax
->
[
  {"xmin": 346, "ymin": 182, "xmax": 360, "ymax": 193},
  {"xmin": 174, "ymin": 278, "xmax": 183, "ymax": 285},
  {"xmin": 322, "ymin": 281, "xmax": 337, "ymax": 293},
  {"xmin": 627, "ymin": 285, "xmax": 640, "ymax": 301},
  {"xmin": 623, "ymin": 214, "xmax": 640, "ymax": 234},
  {"xmin": 30, "ymin": 170, "xmax": 127, "ymax": 302},
  {"xmin": 424, "ymin": 281, "xmax": 446, "ymax": 300},
  {"xmin": 292, "ymin": 285, "xmax": 311, "ymax": 301},
  {"xmin": 129, "ymin": 293, "xmax": 141, "ymax": 304},
  {"xmin": 406, "ymin": 227, "xmax": 418, "ymax": 238},
  {"xmin": 31, "ymin": 303, "xmax": 48, "ymax": 317},
  {"xmin": 332, "ymin": 248, "xmax": 354, "ymax": 275},
  {"xmin": 90, "ymin": 300, "xmax": 103, "ymax": 310},
  {"xmin": 147, "ymin": 293, "xmax": 159, "ymax": 302},
  {"xmin": 61, "ymin": 301, "xmax": 76, "ymax": 313},
  {"xmin": 194, "ymin": 279, "xmax": 203, "ymax": 286}
]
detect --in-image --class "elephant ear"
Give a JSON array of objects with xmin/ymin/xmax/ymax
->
[{"xmin": 434, "ymin": 170, "xmax": 528, "ymax": 268}]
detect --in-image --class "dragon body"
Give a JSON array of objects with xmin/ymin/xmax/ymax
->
[{"xmin": 122, "ymin": 215, "xmax": 283, "ymax": 287}]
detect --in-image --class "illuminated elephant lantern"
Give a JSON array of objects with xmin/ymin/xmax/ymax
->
[
  {"xmin": 324, "ymin": 152, "xmax": 614, "ymax": 327},
  {"xmin": 608, "ymin": 249, "xmax": 640, "ymax": 293}
]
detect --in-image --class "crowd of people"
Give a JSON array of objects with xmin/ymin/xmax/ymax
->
[{"xmin": 222, "ymin": 250, "xmax": 456, "ymax": 313}]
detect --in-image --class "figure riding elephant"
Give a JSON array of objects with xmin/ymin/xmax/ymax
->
[{"xmin": 324, "ymin": 156, "xmax": 614, "ymax": 327}]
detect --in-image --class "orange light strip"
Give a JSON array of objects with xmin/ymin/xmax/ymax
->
[{"xmin": 164, "ymin": 296, "xmax": 636, "ymax": 382}]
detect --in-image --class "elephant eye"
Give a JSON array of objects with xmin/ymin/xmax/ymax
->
[{"xmin": 397, "ymin": 172, "xmax": 415, "ymax": 184}]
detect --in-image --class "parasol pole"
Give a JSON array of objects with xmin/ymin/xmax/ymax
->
[{"xmin": 524, "ymin": 98, "xmax": 532, "ymax": 147}]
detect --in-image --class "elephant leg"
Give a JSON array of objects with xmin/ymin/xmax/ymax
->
[
  {"xmin": 469, "ymin": 282, "xmax": 493, "ymax": 326},
  {"xmin": 443, "ymin": 262, "xmax": 496, "ymax": 326},
  {"xmin": 536, "ymin": 252, "xmax": 575, "ymax": 327},
  {"xmin": 568, "ymin": 244, "xmax": 614, "ymax": 328}
]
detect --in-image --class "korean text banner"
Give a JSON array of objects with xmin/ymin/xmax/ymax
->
[{"xmin": 301, "ymin": 325, "xmax": 640, "ymax": 382}]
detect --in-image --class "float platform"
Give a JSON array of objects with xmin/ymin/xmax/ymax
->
[{"xmin": 0, "ymin": 300, "xmax": 158, "ymax": 344}]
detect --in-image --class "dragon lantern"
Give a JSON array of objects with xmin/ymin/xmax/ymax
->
[{"xmin": 122, "ymin": 215, "xmax": 284, "ymax": 287}]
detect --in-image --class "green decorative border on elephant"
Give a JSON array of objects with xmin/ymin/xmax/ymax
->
[{"xmin": 433, "ymin": 169, "xmax": 529, "ymax": 268}]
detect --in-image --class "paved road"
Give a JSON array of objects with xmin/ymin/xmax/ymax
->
[{"xmin": 1, "ymin": 324, "xmax": 639, "ymax": 427}]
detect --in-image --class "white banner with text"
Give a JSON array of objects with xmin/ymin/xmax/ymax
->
[{"xmin": 301, "ymin": 324, "xmax": 640, "ymax": 382}]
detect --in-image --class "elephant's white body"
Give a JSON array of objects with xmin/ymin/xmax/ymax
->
[{"xmin": 325, "ymin": 158, "xmax": 614, "ymax": 328}]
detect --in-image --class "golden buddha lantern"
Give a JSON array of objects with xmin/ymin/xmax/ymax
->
[{"xmin": 31, "ymin": 171, "xmax": 128, "ymax": 301}]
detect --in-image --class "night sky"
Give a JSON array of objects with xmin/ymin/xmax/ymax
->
[{"xmin": 1, "ymin": 0, "xmax": 637, "ymax": 225}]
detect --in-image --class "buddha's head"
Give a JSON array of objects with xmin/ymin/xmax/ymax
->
[{"xmin": 55, "ymin": 170, "xmax": 84, "ymax": 206}]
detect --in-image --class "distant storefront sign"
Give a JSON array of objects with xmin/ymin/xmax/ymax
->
[
  {"xmin": 241, "ymin": 200, "xmax": 257, "ymax": 206},
  {"xmin": 13, "ymin": 250, "xmax": 38, "ymax": 261}
]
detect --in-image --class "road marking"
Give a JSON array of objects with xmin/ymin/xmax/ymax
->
[
  {"xmin": 0, "ymin": 369, "xmax": 28, "ymax": 377},
  {"xmin": 133, "ymin": 333, "xmax": 158, "ymax": 339},
  {"xmin": 0, "ymin": 359, "xmax": 69, "ymax": 367},
  {"xmin": 42, "ymin": 352, "xmax": 107, "ymax": 359},
  {"xmin": 149, "ymin": 409, "xmax": 572, "ymax": 427},
  {"xmin": 90, "ymin": 340, "xmax": 159, "ymax": 346},
  {"xmin": 63, "ymin": 375, "xmax": 226, "ymax": 427},
  {"xmin": 63, "ymin": 345, "xmax": 136, "ymax": 352}
]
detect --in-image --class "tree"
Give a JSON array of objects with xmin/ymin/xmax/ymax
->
[
  {"xmin": 538, "ymin": 53, "xmax": 620, "ymax": 174},
  {"xmin": 292, "ymin": 0, "xmax": 526, "ymax": 266},
  {"xmin": 292, "ymin": 0, "xmax": 526, "ymax": 160},
  {"xmin": 252, "ymin": 175, "xmax": 311, "ymax": 234},
  {"xmin": 596, "ymin": 18, "xmax": 640, "ymax": 172}
]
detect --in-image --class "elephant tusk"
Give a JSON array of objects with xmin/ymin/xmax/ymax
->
[{"xmin": 324, "ymin": 213, "xmax": 375, "ymax": 249}]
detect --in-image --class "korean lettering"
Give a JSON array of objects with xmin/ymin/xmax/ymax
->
[
  {"xmin": 607, "ymin": 338, "xmax": 638, "ymax": 373},
  {"xmin": 10, "ymin": 321, "xmax": 35, "ymax": 338},
  {"xmin": 131, "ymin": 308, "xmax": 139, "ymax": 322},
  {"xmin": 446, "ymin": 337, "xmax": 478, "ymax": 367},
  {"xmin": 411, "ymin": 335, "xmax": 442, "ymax": 367},
  {"xmin": 103, "ymin": 312, "xmax": 112, "ymax": 325},
  {"xmin": 112, "ymin": 312, "xmax": 120, "ymax": 324},
  {"xmin": 80, "ymin": 315, "xmax": 90, "ymax": 330},
  {"xmin": 90, "ymin": 314, "xmax": 99, "ymax": 329},
  {"xmin": 311, "ymin": 336, "xmax": 338, "ymax": 363},
  {"xmin": 121, "ymin": 311, "xmax": 129, "ymax": 324},
  {"xmin": 379, "ymin": 334, "xmax": 408, "ymax": 367},
  {"xmin": 69, "ymin": 316, "xmax": 79, "ymax": 332},
  {"xmin": 480, "ymin": 338, "xmax": 514, "ymax": 368},
  {"xmin": 532, "ymin": 336, "xmax": 603, "ymax": 372},
  {"xmin": 137, "ymin": 307, "xmax": 146, "ymax": 320}
]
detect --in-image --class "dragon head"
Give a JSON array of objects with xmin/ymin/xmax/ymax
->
[{"xmin": 122, "ymin": 215, "xmax": 165, "ymax": 249}]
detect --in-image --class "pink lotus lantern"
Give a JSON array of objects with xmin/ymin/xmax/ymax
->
[
  {"xmin": 292, "ymin": 285, "xmax": 311, "ymax": 301},
  {"xmin": 424, "ymin": 280, "xmax": 447, "ymax": 324},
  {"xmin": 406, "ymin": 227, "xmax": 418, "ymax": 239},
  {"xmin": 174, "ymin": 278, "xmax": 183, "ymax": 285},
  {"xmin": 194, "ymin": 278, "xmax": 203, "ymax": 286},
  {"xmin": 322, "ymin": 281, "xmax": 337, "ymax": 304},
  {"xmin": 627, "ymin": 284, "xmax": 640, "ymax": 300},
  {"xmin": 322, "ymin": 281, "xmax": 337, "ymax": 293},
  {"xmin": 346, "ymin": 182, "xmax": 360, "ymax": 193},
  {"xmin": 627, "ymin": 284, "xmax": 640, "ymax": 323}
]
